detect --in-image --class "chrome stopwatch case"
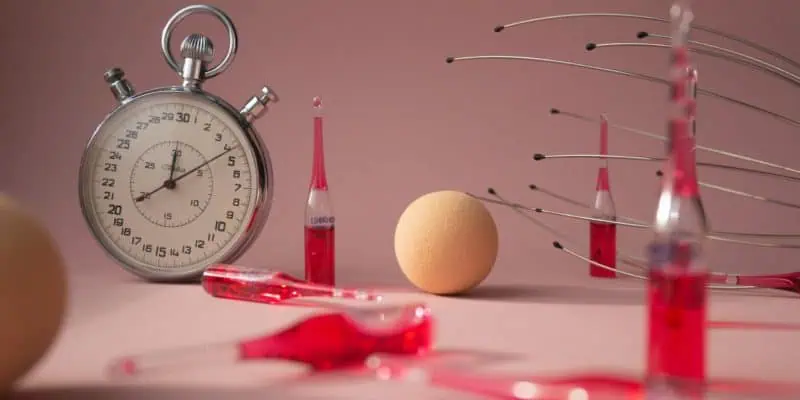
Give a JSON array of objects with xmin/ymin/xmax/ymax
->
[{"xmin": 78, "ymin": 5, "xmax": 278, "ymax": 282}]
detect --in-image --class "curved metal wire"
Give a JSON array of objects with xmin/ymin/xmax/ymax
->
[
  {"xmin": 493, "ymin": 13, "xmax": 800, "ymax": 72},
  {"xmin": 475, "ymin": 188, "xmax": 797, "ymax": 294},
  {"xmin": 445, "ymin": 56, "xmax": 800, "ymax": 129},
  {"xmin": 529, "ymin": 181, "xmax": 800, "ymax": 234},
  {"xmin": 533, "ymin": 153, "xmax": 800, "ymax": 184},
  {"xmin": 651, "ymin": 171, "xmax": 800, "ymax": 210},
  {"xmin": 587, "ymin": 42, "xmax": 800, "ymax": 87},
  {"xmin": 554, "ymin": 241, "xmax": 792, "ymax": 292},
  {"xmin": 548, "ymin": 108, "xmax": 800, "ymax": 177},
  {"xmin": 473, "ymin": 194, "xmax": 800, "ymax": 248},
  {"xmin": 636, "ymin": 32, "xmax": 800, "ymax": 84},
  {"xmin": 452, "ymin": 11, "xmax": 800, "ymax": 292}
]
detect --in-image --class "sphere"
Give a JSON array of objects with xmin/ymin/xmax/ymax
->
[
  {"xmin": 0, "ymin": 194, "xmax": 68, "ymax": 392},
  {"xmin": 394, "ymin": 190, "xmax": 499, "ymax": 295}
]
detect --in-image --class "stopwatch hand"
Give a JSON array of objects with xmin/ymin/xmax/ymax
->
[
  {"xmin": 134, "ymin": 184, "xmax": 167, "ymax": 202},
  {"xmin": 171, "ymin": 145, "xmax": 239, "ymax": 184},
  {"xmin": 168, "ymin": 143, "xmax": 180, "ymax": 181},
  {"xmin": 134, "ymin": 144, "xmax": 239, "ymax": 202}
]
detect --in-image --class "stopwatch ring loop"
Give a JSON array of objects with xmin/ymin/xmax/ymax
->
[{"xmin": 161, "ymin": 4, "xmax": 238, "ymax": 79}]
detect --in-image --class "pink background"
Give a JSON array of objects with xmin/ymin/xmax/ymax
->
[
  {"xmin": 2, "ymin": 0, "xmax": 800, "ymax": 397},
  {"xmin": 1, "ymin": 0, "xmax": 799, "ymax": 283}
]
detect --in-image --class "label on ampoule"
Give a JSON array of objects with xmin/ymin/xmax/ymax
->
[{"xmin": 307, "ymin": 215, "xmax": 335, "ymax": 228}]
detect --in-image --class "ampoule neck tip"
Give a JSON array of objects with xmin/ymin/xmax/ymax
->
[
  {"xmin": 312, "ymin": 96, "xmax": 322, "ymax": 109},
  {"xmin": 596, "ymin": 168, "xmax": 611, "ymax": 191}
]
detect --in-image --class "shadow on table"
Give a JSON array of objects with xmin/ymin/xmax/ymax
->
[
  {"xmin": 10, "ymin": 385, "xmax": 339, "ymax": 400},
  {"xmin": 463, "ymin": 283, "xmax": 644, "ymax": 305}
]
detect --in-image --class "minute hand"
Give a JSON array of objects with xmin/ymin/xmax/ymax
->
[{"xmin": 172, "ymin": 145, "xmax": 240, "ymax": 184}]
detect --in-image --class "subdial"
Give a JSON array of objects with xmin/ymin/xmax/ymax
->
[{"xmin": 130, "ymin": 141, "xmax": 214, "ymax": 228}]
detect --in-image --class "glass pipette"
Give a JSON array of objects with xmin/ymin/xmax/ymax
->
[
  {"xmin": 305, "ymin": 96, "xmax": 336, "ymax": 286},
  {"xmin": 201, "ymin": 264, "xmax": 382, "ymax": 306},
  {"xmin": 589, "ymin": 114, "xmax": 618, "ymax": 278},
  {"xmin": 107, "ymin": 302, "xmax": 432, "ymax": 376}
]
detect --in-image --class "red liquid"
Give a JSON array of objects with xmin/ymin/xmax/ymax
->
[
  {"xmin": 239, "ymin": 305, "xmax": 433, "ymax": 370},
  {"xmin": 201, "ymin": 265, "xmax": 380, "ymax": 305},
  {"xmin": 109, "ymin": 304, "xmax": 433, "ymax": 376},
  {"xmin": 305, "ymin": 225, "xmax": 335, "ymax": 286},
  {"xmin": 589, "ymin": 222, "xmax": 617, "ymax": 278},
  {"xmin": 647, "ymin": 268, "xmax": 709, "ymax": 384}
]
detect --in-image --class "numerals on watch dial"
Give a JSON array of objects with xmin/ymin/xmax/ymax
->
[{"xmin": 84, "ymin": 94, "xmax": 260, "ymax": 273}]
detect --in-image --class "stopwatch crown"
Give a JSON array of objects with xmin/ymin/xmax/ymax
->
[
  {"xmin": 180, "ymin": 33, "xmax": 215, "ymax": 63},
  {"xmin": 179, "ymin": 33, "xmax": 215, "ymax": 88}
]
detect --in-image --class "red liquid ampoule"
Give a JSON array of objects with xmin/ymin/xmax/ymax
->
[
  {"xmin": 589, "ymin": 114, "xmax": 617, "ymax": 278},
  {"xmin": 646, "ymin": 2, "xmax": 709, "ymax": 394},
  {"xmin": 647, "ymin": 240, "xmax": 708, "ymax": 383},
  {"xmin": 305, "ymin": 96, "xmax": 335, "ymax": 286},
  {"xmin": 201, "ymin": 264, "xmax": 382, "ymax": 305}
]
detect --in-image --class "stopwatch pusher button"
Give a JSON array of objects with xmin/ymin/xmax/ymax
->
[
  {"xmin": 240, "ymin": 86, "xmax": 279, "ymax": 123},
  {"xmin": 104, "ymin": 67, "xmax": 135, "ymax": 103},
  {"xmin": 103, "ymin": 68, "xmax": 123, "ymax": 83}
]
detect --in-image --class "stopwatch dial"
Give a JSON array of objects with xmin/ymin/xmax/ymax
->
[
  {"xmin": 130, "ymin": 141, "xmax": 214, "ymax": 227},
  {"xmin": 83, "ymin": 95, "xmax": 261, "ymax": 275}
]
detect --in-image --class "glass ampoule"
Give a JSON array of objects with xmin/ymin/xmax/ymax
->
[
  {"xmin": 305, "ymin": 96, "xmax": 336, "ymax": 286},
  {"xmin": 590, "ymin": 114, "xmax": 618, "ymax": 278}
]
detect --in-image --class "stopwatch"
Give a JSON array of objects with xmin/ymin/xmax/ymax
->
[{"xmin": 78, "ymin": 5, "xmax": 277, "ymax": 282}]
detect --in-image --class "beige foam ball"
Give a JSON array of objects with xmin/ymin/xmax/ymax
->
[
  {"xmin": 394, "ymin": 190, "xmax": 499, "ymax": 295},
  {"xmin": 0, "ymin": 194, "xmax": 68, "ymax": 392}
]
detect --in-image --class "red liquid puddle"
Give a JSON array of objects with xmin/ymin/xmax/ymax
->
[
  {"xmin": 305, "ymin": 225, "xmax": 335, "ymax": 286},
  {"xmin": 240, "ymin": 305, "xmax": 433, "ymax": 370},
  {"xmin": 590, "ymin": 222, "xmax": 617, "ymax": 278},
  {"xmin": 109, "ymin": 304, "xmax": 433, "ymax": 376},
  {"xmin": 647, "ymin": 268, "xmax": 709, "ymax": 382}
]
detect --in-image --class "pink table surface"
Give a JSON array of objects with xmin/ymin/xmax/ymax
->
[{"xmin": 10, "ymin": 267, "xmax": 800, "ymax": 399}]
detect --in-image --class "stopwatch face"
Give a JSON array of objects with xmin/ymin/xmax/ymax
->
[{"xmin": 79, "ymin": 89, "xmax": 271, "ymax": 281}]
